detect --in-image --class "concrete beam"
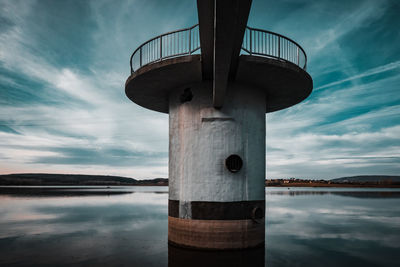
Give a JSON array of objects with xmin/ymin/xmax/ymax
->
[
  {"xmin": 213, "ymin": 0, "xmax": 236, "ymax": 108},
  {"xmin": 197, "ymin": 0, "xmax": 214, "ymax": 80},
  {"xmin": 197, "ymin": 0, "xmax": 252, "ymax": 108},
  {"xmin": 228, "ymin": 0, "xmax": 252, "ymax": 80}
]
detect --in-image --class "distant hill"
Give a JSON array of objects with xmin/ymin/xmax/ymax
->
[
  {"xmin": 330, "ymin": 175, "xmax": 400, "ymax": 183},
  {"xmin": 0, "ymin": 173, "xmax": 168, "ymax": 186},
  {"xmin": 2, "ymin": 173, "xmax": 399, "ymax": 186}
]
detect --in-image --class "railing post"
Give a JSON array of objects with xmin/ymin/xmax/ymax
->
[
  {"xmin": 304, "ymin": 56, "xmax": 307, "ymax": 70},
  {"xmin": 278, "ymin": 36, "xmax": 280, "ymax": 59},
  {"xmin": 189, "ymin": 28, "xmax": 191, "ymax": 54},
  {"xmin": 249, "ymin": 29, "xmax": 252, "ymax": 55},
  {"xmin": 139, "ymin": 47, "xmax": 142, "ymax": 67},
  {"xmin": 160, "ymin": 36, "xmax": 162, "ymax": 60},
  {"xmin": 130, "ymin": 59, "xmax": 133, "ymax": 74}
]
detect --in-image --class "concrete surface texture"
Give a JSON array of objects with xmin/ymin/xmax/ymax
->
[{"xmin": 168, "ymin": 82, "xmax": 266, "ymax": 203}]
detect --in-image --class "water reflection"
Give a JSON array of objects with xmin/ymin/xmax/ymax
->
[
  {"xmin": 0, "ymin": 186, "xmax": 399, "ymax": 266},
  {"xmin": 168, "ymin": 244, "xmax": 264, "ymax": 267},
  {"xmin": 0, "ymin": 186, "xmax": 168, "ymax": 198},
  {"xmin": 0, "ymin": 187, "xmax": 133, "ymax": 197}
]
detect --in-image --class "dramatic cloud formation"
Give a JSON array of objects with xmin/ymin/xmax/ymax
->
[{"xmin": 0, "ymin": 0, "xmax": 399, "ymax": 179}]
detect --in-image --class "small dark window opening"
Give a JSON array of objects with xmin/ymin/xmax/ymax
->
[
  {"xmin": 252, "ymin": 206, "xmax": 264, "ymax": 223},
  {"xmin": 252, "ymin": 206, "xmax": 264, "ymax": 219},
  {"xmin": 180, "ymin": 88, "xmax": 193, "ymax": 103},
  {"xmin": 225, "ymin": 154, "xmax": 243, "ymax": 173}
]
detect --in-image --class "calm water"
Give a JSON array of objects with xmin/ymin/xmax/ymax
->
[{"xmin": 0, "ymin": 186, "xmax": 399, "ymax": 267}]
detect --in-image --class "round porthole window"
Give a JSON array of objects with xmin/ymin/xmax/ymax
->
[{"xmin": 225, "ymin": 154, "xmax": 243, "ymax": 173}]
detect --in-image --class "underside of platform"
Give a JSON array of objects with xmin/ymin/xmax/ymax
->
[{"xmin": 125, "ymin": 54, "xmax": 312, "ymax": 113}]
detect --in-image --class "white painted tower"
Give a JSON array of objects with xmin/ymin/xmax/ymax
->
[{"xmin": 125, "ymin": 0, "xmax": 312, "ymax": 250}]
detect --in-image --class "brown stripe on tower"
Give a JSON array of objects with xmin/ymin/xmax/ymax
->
[
  {"xmin": 168, "ymin": 200, "xmax": 265, "ymax": 249},
  {"xmin": 168, "ymin": 216, "xmax": 265, "ymax": 250}
]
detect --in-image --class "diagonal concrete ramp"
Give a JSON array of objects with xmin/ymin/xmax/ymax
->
[{"xmin": 197, "ymin": 0, "xmax": 252, "ymax": 108}]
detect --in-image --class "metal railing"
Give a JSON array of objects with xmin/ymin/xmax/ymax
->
[
  {"xmin": 242, "ymin": 26, "xmax": 307, "ymax": 70},
  {"xmin": 130, "ymin": 24, "xmax": 307, "ymax": 73},
  {"xmin": 130, "ymin": 24, "xmax": 200, "ymax": 73}
]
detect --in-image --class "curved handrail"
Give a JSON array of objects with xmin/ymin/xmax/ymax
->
[
  {"xmin": 130, "ymin": 24, "xmax": 200, "ymax": 73},
  {"xmin": 242, "ymin": 26, "xmax": 307, "ymax": 70},
  {"xmin": 129, "ymin": 24, "xmax": 307, "ymax": 73}
]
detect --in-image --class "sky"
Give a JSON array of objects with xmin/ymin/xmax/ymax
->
[{"xmin": 0, "ymin": 0, "xmax": 399, "ymax": 179}]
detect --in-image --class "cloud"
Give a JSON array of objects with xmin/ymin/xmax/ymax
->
[
  {"xmin": 315, "ymin": 60, "xmax": 400, "ymax": 91},
  {"xmin": 32, "ymin": 146, "xmax": 168, "ymax": 167},
  {"xmin": 0, "ymin": 0, "xmax": 399, "ymax": 179},
  {"xmin": 266, "ymin": 125, "xmax": 400, "ymax": 179}
]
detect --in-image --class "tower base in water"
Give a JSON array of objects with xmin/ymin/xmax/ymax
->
[{"xmin": 125, "ymin": 0, "xmax": 312, "ymax": 250}]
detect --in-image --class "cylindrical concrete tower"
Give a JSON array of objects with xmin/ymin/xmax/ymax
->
[
  {"xmin": 168, "ymin": 82, "xmax": 266, "ymax": 249},
  {"xmin": 125, "ymin": 0, "xmax": 312, "ymax": 250}
]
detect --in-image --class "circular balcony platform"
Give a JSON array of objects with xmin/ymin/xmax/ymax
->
[
  {"xmin": 125, "ymin": 54, "xmax": 312, "ymax": 113},
  {"xmin": 125, "ymin": 24, "xmax": 313, "ymax": 113}
]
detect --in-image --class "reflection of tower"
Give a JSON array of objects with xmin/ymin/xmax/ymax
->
[
  {"xmin": 168, "ymin": 244, "xmax": 265, "ymax": 267},
  {"xmin": 125, "ymin": 0, "xmax": 312, "ymax": 250}
]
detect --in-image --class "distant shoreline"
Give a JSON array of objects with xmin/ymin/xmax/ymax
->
[
  {"xmin": 1, "ymin": 183, "xmax": 400, "ymax": 188},
  {"xmin": 266, "ymin": 183, "xmax": 400, "ymax": 188},
  {"xmin": 1, "ymin": 173, "xmax": 399, "ymax": 188}
]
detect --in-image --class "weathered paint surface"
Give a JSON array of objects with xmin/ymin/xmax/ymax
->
[{"xmin": 169, "ymin": 81, "xmax": 266, "ymax": 205}]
